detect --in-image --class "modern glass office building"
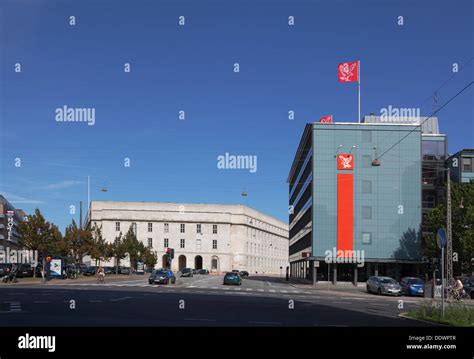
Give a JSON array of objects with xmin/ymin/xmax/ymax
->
[
  {"xmin": 288, "ymin": 121, "xmax": 423, "ymax": 283},
  {"xmin": 448, "ymin": 149, "xmax": 474, "ymax": 184}
]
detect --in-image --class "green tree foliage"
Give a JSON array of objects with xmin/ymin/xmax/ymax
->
[
  {"xmin": 112, "ymin": 232, "xmax": 126, "ymax": 273},
  {"xmin": 426, "ymin": 182, "xmax": 474, "ymax": 275},
  {"xmin": 63, "ymin": 220, "xmax": 92, "ymax": 264},
  {"xmin": 122, "ymin": 225, "xmax": 145, "ymax": 270}
]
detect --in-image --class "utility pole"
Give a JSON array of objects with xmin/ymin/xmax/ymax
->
[
  {"xmin": 79, "ymin": 201, "xmax": 83, "ymax": 230},
  {"xmin": 446, "ymin": 168, "xmax": 453, "ymax": 285}
]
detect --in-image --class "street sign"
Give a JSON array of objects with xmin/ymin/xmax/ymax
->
[
  {"xmin": 314, "ymin": 261, "xmax": 320, "ymax": 268},
  {"xmin": 437, "ymin": 228, "xmax": 447, "ymax": 249}
]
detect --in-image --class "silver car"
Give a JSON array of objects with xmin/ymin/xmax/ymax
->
[{"xmin": 366, "ymin": 276, "xmax": 402, "ymax": 296}]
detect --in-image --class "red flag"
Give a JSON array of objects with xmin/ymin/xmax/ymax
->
[
  {"xmin": 320, "ymin": 115, "xmax": 332, "ymax": 123},
  {"xmin": 338, "ymin": 61, "xmax": 359, "ymax": 82}
]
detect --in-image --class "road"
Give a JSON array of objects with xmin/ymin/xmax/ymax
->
[{"xmin": 0, "ymin": 274, "xmax": 433, "ymax": 326}]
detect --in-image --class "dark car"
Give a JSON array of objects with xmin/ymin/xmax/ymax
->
[
  {"xmin": 239, "ymin": 271, "xmax": 249, "ymax": 277},
  {"xmin": 118, "ymin": 266, "xmax": 131, "ymax": 275},
  {"xmin": 180, "ymin": 268, "xmax": 193, "ymax": 277},
  {"xmin": 103, "ymin": 266, "xmax": 114, "ymax": 275},
  {"xmin": 400, "ymin": 277, "xmax": 425, "ymax": 296},
  {"xmin": 223, "ymin": 272, "xmax": 242, "ymax": 286},
  {"xmin": 461, "ymin": 276, "xmax": 474, "ymax": 299},
  {"xmin": 149, "ymin": 269, "xmax": 176, "ymax": 284},
  {"xmin": 83, "ymin": 266, "xmax": 97, "ymax": 276},
  {"xmin": 198, "ymin": 269, "xmax": 209, "ymax": 275},
  {"xmin": 366, "ymin": 276, "xmax": 402, "ymax": 296},
  {"xmin": 192, "ymin": 268, "xmax": 198, "ymax": 275}
]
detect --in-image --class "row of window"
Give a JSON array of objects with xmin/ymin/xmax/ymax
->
[
  {"xmin": 247, "ymin": 217, "xmax": 286, "ymax": 236},
  {"xmin": 146, "ymin": 238, "xmax": 218, "ymax": 250},
  {"xmin": 115, "ymin": 222, "xmax": 218, "ymax": 234},
  {"xmin": 245, "ymin": 241, "xmax": 286, "ymax": 258}
]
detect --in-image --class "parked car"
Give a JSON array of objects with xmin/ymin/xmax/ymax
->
[
  {"xmin": 0, "ymin": 263, "xmax": 11, "ymax": 276},
  {"xmin": 103, "ymin": 266, "xmax": 114, "ymax": 275},
  {"xmin": 148, "ymin": 269, "xmax": 176, "ymax": 284},
  {"xmin": 83, "ymin": 266, "xmax": 97, "ymax": 276},
  {"xmin": 460, "ymin": 276, "xmax": 474, "ymax": 299},
  {"xmin": 180, "ymin": 268, "xmax": 193, "ymax": 277},
  {"xmin": 119, "ymin": 266, "xmax": 131, "ymax": 275},
  {"xmin": 366, "ymin": 276, "xmax": 402, "ymax": 296},
  {"xmin": 223, "ymin": 272, "xmax": 242, "ymax": 286},
  {"xmin": 192, "ymin": 268, "xmax": 198, "ymax": 275},
  {"xmin": 198, "ymin": 269, "xmax": 209, "ymax": 275},
  {"xmin": 400, "ymin": 277, "xmax": 425, "ymax": 296},
  {"xmin": 239, "ymin": 271, "xmax": 249, "ymax": 277}
]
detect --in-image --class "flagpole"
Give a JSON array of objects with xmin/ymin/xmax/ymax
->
[{"xmin": 358, "ymin": 60, "xmax": 361, "ymax": 123}]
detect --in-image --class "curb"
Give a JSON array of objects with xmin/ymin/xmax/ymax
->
[{"xmin": 398, "ymin": 312, "xmax": 449, "ymax": 326}]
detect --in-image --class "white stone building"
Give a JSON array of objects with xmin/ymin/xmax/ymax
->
[{"xmin": 85, "ymin": 201, "xmax": 289, "ymax": 274}]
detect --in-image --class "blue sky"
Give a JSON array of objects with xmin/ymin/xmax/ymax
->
[{"xmin": 1, "ymin": 0, "xmax": 473, "ymax": 233}]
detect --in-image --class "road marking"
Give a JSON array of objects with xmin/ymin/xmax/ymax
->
[
  {"xmin": 280, "ymin": 290, "xmax": 288, "ymax": 293},
  {"xmin": 245, "ymin": 288, "xmax": 253, "ymax": 291},
  {"xmin": 258, "ymin": 289, "xmax": 264, "ymax": 292},
  {"xmin": 266, "ymin": 281, "xmax": 274, "ymax": 287},
  {"xmin": 223, "ymin": 287, "xmax": 230, "ymax": 290},
  {"xmin": 9, "ymin": 302, "xmax": 21, "ymax": 312},
  {"xmin": 110, "ymin": 296, "xmax": 133, "ymax": 302},
  {"xmin": 234, "ymin": 288, "xmax": 241, "ymax": 291}
]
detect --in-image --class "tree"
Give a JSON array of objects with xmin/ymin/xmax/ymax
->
[
  {"xmin": 89, "ymin": 223, "xmax": 108, "ymax": 266},
  {"xmin": 17, "ymin": 209, "xmax": 55, "ymax": 277},
  {"xmin": 426, "ymin": 182, "xmax": 474, "ymax": 276},
  {"xmin": 64, "ymin": 220, "xmax": 92, "ymax": 264},
  {"xmin": 142, "ymin": 248, "xmax": 157, "ymax": 269},
  {"xmin": 111, "ymin": 232, "xmax": 126, "ymax": 274},
  {"xmin": 122, "ymin": 225, "xmax": 145, "ymax": 270}
]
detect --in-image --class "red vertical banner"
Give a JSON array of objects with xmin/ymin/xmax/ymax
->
[{"xmin": 337, "ymin": 173, "xmax": 354, "ymax": 255}]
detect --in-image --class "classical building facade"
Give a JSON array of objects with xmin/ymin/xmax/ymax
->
[{"xmin": 85, "ymin": 201, "xmax": 288, "ymax": 274}]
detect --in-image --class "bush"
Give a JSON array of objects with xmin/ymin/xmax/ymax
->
[{"xmin": 407, "ymin": 301, "xmax": 474, "ymax": 326}]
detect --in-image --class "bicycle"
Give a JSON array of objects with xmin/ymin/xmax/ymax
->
[
  {"xmin": 447, "ymin": 287, "xmax": 470, "ymax": 303},
  {"xmin": 97, "ymin": 273, "xmax": 105, "ymax": 284}
]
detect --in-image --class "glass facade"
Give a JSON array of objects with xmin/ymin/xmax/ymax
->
[{"xmin": 311, "ymin": 123, "xmax": 422, "ymax": 262}]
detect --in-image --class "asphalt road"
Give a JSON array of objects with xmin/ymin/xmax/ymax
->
[{"xmin": 0, "ymin": 274, "xmax": 432, "ymax": 326}]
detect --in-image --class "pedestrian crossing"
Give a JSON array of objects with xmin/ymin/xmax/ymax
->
[{"xmin": 61, "ymin": 281, "xmax": 307, "ymax": 294}]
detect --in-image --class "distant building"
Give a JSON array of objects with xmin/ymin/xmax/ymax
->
[
  {"xmin": 447, "ymin": 149, "xmax": 474, "ymax": 184},
  {"xmin": 288, "ymin": 120, "xmax": 422, "ymax": 283},
  {"xmin": 0, "ymin": 195, "xmax": 27, "ymax": 249},
  {"xmin": 85, "ymin": 201, "xmax": 289, "ymax": 274}
]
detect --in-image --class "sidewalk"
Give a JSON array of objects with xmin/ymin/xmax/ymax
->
[{"xmin": 0, "ymin": 274, "xmax": 145, "ymax": 286}]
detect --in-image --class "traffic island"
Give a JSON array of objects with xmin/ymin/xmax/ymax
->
[{"xmin": 402, "ymin": 302, "xmax": 474, "ymax": 327}]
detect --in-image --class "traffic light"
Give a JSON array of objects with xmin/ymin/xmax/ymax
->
[{"xmin": 166, "ymin": 248, "xmax": 174, "ymax": 260}]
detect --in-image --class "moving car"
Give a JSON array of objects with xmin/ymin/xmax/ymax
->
[
  {"xmin": 239, "ymin": 271, "xmax": 249, "ymax": 277},
  {"xmin": 460, "ymin": 276, "xmax": 474, "ymax": 299},
  {"xmin": 400, "ymin": 277, "xmax": 425, "ymax": 296},
  {"xmin": 223, "ymin": 272, "xmax": 242, "ymax": 286},
  {"xmin": 366, "ymin": 276, "xmax": 402, "ymax": 296},
  {"xmin": 83, "ymin": 266, "xmax": 97, "ymax": 276},
  {"xmin": 148, "ymin": 269, "xmax": 176, "ymax": 284},
  {"xmin": 198, "ymin": 269, "xmax": 209, "ymax": 275},
  {"xmin": 180, "ymin": 268, "xmax": 193, "ymax": 277}
]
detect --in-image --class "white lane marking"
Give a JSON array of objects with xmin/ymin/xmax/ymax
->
[
  {"xmin": 223, "ymin": 287, "xmax": 230, "ymax": 290},
  {"xmin": 258, "ymin": 289, "xmax": 264, "ymax": 292},
  {"xmin": 280, "ymin": 290, "xmax": 288, "ymax": 293},
  {"xmin": 245, "ymin": 288, "xmax": 253, "ymax": 291},
  {"xmin": 269, "ymin": 290, "xmax": 276, "ymax": 293},
  {"xmin": 110, "ymin": 296, "xmax": 133, "ymax": 302},
  {"xmin": 234, "ymin": 288, "xmax": 241, "ymax": 291},
  {"xmin": 9, "ymin": 302, "xmax": 21, "ymax": 312}
]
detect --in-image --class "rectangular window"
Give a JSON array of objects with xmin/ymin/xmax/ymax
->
[
  {"xmin": 180, "ymin": 238, "xmax": 185, "ymax": 249},
  {"xmin": 212, "ymin": 224, "xmax": 218, "ymax": 234},
  {"xmin": 164, "ymin": 238, "xmax": 169, "ymax": 248},
  {"xmin": 115, "ymin": 222, "xmax": 120, "ymax": 231},
  {"xmin": 462, "ymin": 157, "xmax": 473, "ymax": 172},
  {"xmin": 180, "ymin": 224, "xmax": 185, "ymax": 233},
  {"xmin": 212, "ymin": 240, "xmax": 217, "ymax": 249},
  {"xmin": 148, "ymin": 223, "xmax": 153, "ymax": 232},
  {"xmin": 148, "ymin": 238, "xmax": 153, "ymax": 249},
  {"xmin": 197, "ymin": 224, "xmax": 201, "ymax": 234},
  {"xmin": 164, "ymin": 223, "xmax": 169, "ymax": 233},
  {"xmin": 362, "ymin": 130, "xmax": 372, "ymax": 143},
  {"xmin": 362, "ymin": 180, "xmax": 372, "ymax": 194},
  {"xmin": 362, "ymin": 232, "xmax": 371, "ymax": 244},
  {"xmin": 196, "ymin": 239, "xmax": 201, "ymax": 250},
  {"xmin": 362, "ymin": 155, "xmax": 372, "ymax": 168},
  {"xmin": 362, "ymin": 206, "xmax": 372, "ymax": 220}
]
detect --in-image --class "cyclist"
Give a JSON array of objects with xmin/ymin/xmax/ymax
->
[
  {"xmin": 451, "ymin": 278, "xmax": 464, "ymax": 300},
  {"xmin": 97, "ymin": 265, "xmax": 105, "ymax": 283}
]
